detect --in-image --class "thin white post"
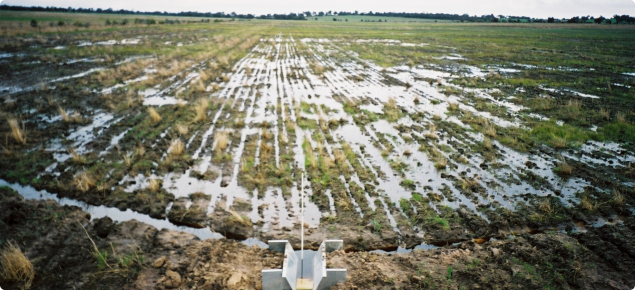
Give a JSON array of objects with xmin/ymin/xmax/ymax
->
[{"xmin": 301, "ymin": 173, "xmax": 304, "ymax": 260}]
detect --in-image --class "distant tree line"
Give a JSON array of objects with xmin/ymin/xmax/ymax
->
[
  {"xmin": 0, "ymin": 5, "xmax": 306, "ymax": 20},
  {"xmin": 336, "ymin": 11, "xmax": 496, "ymax": 22},
  {"xmin": 1, "ymin": 5, "xmax": 633, "ymax": 24},
  {"xmin": 257, "ymin": 13, "xmax": 306, "ymax": 20}
]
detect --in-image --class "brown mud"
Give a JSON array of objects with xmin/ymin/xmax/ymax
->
[{"xmin": 3, "ymin": 185, "xmax": 635, "ymax": 289}]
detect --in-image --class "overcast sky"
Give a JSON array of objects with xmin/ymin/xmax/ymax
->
[{"xmin": 3, "ymin": 0, "xmax": 635, "ymax": 18}]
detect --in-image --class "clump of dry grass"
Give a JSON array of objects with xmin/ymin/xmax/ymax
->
[
  {"xmin": 245, "ymin": 66, "xmax": 252, "ymax": 77},
  {"xmin": 227, "ymin": 208, "xmax": 252, "ymax": 227},
  {"xmin": 612, "ymin": 189, "xmax": 625, "ymax": 207},
  {"xmin": 7, "ymin": 118, "xmax": 26, "ymax": 144},
  {"xmin": 425, "ymin": 124, "xmax": 437, "ymax": 139},
  {"xmin": 598, "ymin": 108, "xmax": 610, "ymax": 120},
  {"xmin": 58, "ymin": 107, "xmax": 83, "ymax": 123},
  {"xmin": 210, "ymin": 83, "xmax": 220, "ymax": 92},
  {"xmin": 448, "ymin": 102, "xmax": 459, "ymax": 111},
  {"xmin": 538, "ymin": 199, "xmax": 554, "ymax": 215},
  {"xmin": 193, "ymin": 80, "xmax": 206, "ymax": 93},
  {"xmin": 122, "ymin": 152, "xmax": 133, "ymax": 167},
  {"xmin": 554, "ymin": 156, "xmax": 572, "ymax": 175},
  {"xmin": 46, "ymin": 95, "xmax": 55, "ymax": 106},
  {"xmin": 459, "ymin": 177, "xmax": 479, "ymax": 192},
  {"xmin": 176, "ymin": 99, "xmax": 187, "ymax": 108},
  {"xmin": 261, "ymin": 130, "xmax": 273, "ymax": 141},
  {"xmin": 334, "ymin": 149, "xmax": 347, "ymax": 164},
  {"xmin": 434, "ymin": 157, "xmax": 448, "ymax": 170},
  {"xmin": 384, "ymin": 97, "xmax": 400, "ymax": 122},
  {"xmin": 147, "ymin": 107, "xmax": 161, "ymax": 123},
  {"xmin": 311, "ymin": 61, "xmax": 324, "ymax": 75},
  {"xmin": 579, "ymin": 196, "xmax": 600, "ymax": 211},
  {"xmin": 214, "ymin": 131, "xmax": 229, "ymax": 153},
  {"xmin": 563, "ymin": 100, "xmax": 582, "ymax": 119},
  {"xmin": 552, "ymin": 135, "xmax": 568, "ymax": 149},
  {"xmin": 74, "ymin": 170, "xmax": 95, "ymax": 192},
  {"xmin": 134, "ymin": 145, "xmax": 146, "ymax": 159},
  {"xmin": 192, "ymin": 98, "xmax": 209, "ymax": 123},
  {"xmin": 199, "ymin": 70, "xmax": 210, "ymax": 82},
  {"xmin": 616, "ymin": 112, "xmax": 627, "ymax": 124},
  {"xmin": 58, "ymin": 106, "xmax": 70, "ymax": 122},
  {"xmin": 175, "ymin": 123, "xmax": 189, "ymax": 136},
  {"xmin": 69, "ymin": 148, "xmax": 86, "ymax": 164},
  {"xmin": 482, "ymin": 121, "xmax": 497, "ymax": 138},
  {"xmin": 147, "ymin": 178, "xmax": 160, "ymax": 192},
  {"xmin": 169, "ymin": 139, "xmax": 184, "ymax": 158},
  {"xmin": 318, "ymin": 115, "xmax": 328, "ymax": 131},
  {"xmin": 0, "ymin": 241, "xmax": 34, "ymax": 289},
  {"xmin": 483, "ymin": 138, "xmax": 493, "ymax": 150}
]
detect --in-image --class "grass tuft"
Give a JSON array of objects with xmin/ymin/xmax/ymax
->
[
  {"xmin": 69, "ymin": 148, "xmax": 86, "ymax": 164},
  {"xmin": 7, "ymin": 118, "xmax": 26, "ymax": 144},
  {"xmin": 175, "ymin": 123, "xmax": 189, "ymax": 136},
  {"xmin": 169, "ymin": 139, "xmax": 184, "ymax": 158},
  {"xmin": 147, "ymin": 178, "xmax": 160, "ymax": 192},
  {"xmin": 612, "ymin": 189, "xmax": 625, "ymax": 207},
  {"xmin": 554, "ymin": 156, "xmax": 572, "ymax": 175},
  {"xmin": 192, "ymin": 98, "xmax": 209, "ymax": 123},
  {"xmin": 214, "ymin": 131, "xmax": 229, "ymax": 153},
  {"xmin": 0, "ymin": 241, "xmax": 34, "ymax": 289},
  {"xmin": 74, "ymin": 170, "xmax": 95, "ymax": 192},
  {"xmin": 147, "ymin": 107, "xmax": 161, "ymax": 123},
  {"xmin": 227, "ymin": 208, "xmax": 252, "ymax": 226},
  {"xmin": 312, "ymin": 61, "xmax": 325, "ymax": 75},
  {"xmin": 434, "ymin": 157, "xmax": 448, "ymax": 170}
]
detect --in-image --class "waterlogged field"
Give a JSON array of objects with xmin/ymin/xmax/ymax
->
[{"xmin": 1, "ymin": 12, "xmax": 635, "ymax": 289}]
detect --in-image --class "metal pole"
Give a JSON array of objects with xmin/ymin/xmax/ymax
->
[
  {"xmin": 300, "ymin": 173, "xmax": 305, "ymax": 279},
  {"xmin": 301, "ymin": 173, "xmax": 304, "ymax": 259}
]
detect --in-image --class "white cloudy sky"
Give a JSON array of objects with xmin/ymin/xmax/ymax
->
[{"xmin": 3, "ymin": 0, "xmax": 635, "ymax": 18}]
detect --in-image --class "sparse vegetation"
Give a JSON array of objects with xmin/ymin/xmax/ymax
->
[
  {"xmin": 147, "ymin": 107, "xmax": 161, "ymax": 123},
  {"xmin": 7, "ymin": 119, "xmax": 26, "ymax": 144},
  {"xmin": 214, "ymin": 131, "xmax": 229, "ymax": 153},
  {"xmin": 0, "ymin": 12, "xmax": 634, "ymax": 289},
  {"xmin": 554, "ymin": 156, "xmax": 573, "ymax": 175},
  {"xmin": 175, "ymin": 123, "xmax": 189, "ymax": 136},
  {"xmin": 168, "ymin": 139, "xmax": 184, "ymax": 158},
  {"xmin": 192, "ymin": 98, "xmax": 209, "ymax": 123},
  {"xmin": 0, "ymin": 241, "xmax": 35, "ymax": 289},
  {"xmin": 73, "ymin": 170, "xmax": 95, "ymax": 192}
]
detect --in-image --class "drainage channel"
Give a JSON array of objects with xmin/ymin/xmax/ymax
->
[
  {"xmin": 1, "ymin": 179, "xmax": 608, "ymax": 254},
  {"xmin": 0, "ymin": 179, "xmax": 267, "ymax": 248}
]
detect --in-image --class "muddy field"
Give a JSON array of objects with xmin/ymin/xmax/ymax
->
[{"xmin": 1, "ymin": 12, "xmax": 635, "ymax": 289}]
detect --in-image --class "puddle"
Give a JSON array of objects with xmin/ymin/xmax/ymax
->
[
  {"xmin": 51, "ymin": 67, "xmax": 105, "ymax": 83},
  {"xmin": 0, "ymin": 179, "xmax": 225, "ymax": 241},
  {"xmin": 96, "ymin": 40, "xmax": 117, "ymax": 46},
  {"xmin": 99, "ymin": 128, "xmax": 130, "ymax": 156},
  {"xmin": 540, "ymin": 86, "xmax": 600, "ymax": 99},
  {"xmin": 101, "ymin": 75, "xmax": 149, "ymax": 94}
]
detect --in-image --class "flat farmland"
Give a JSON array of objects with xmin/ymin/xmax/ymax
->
[{"xmin": 1, "ymin": 11, "xmax": 635, "ymax": 289}]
